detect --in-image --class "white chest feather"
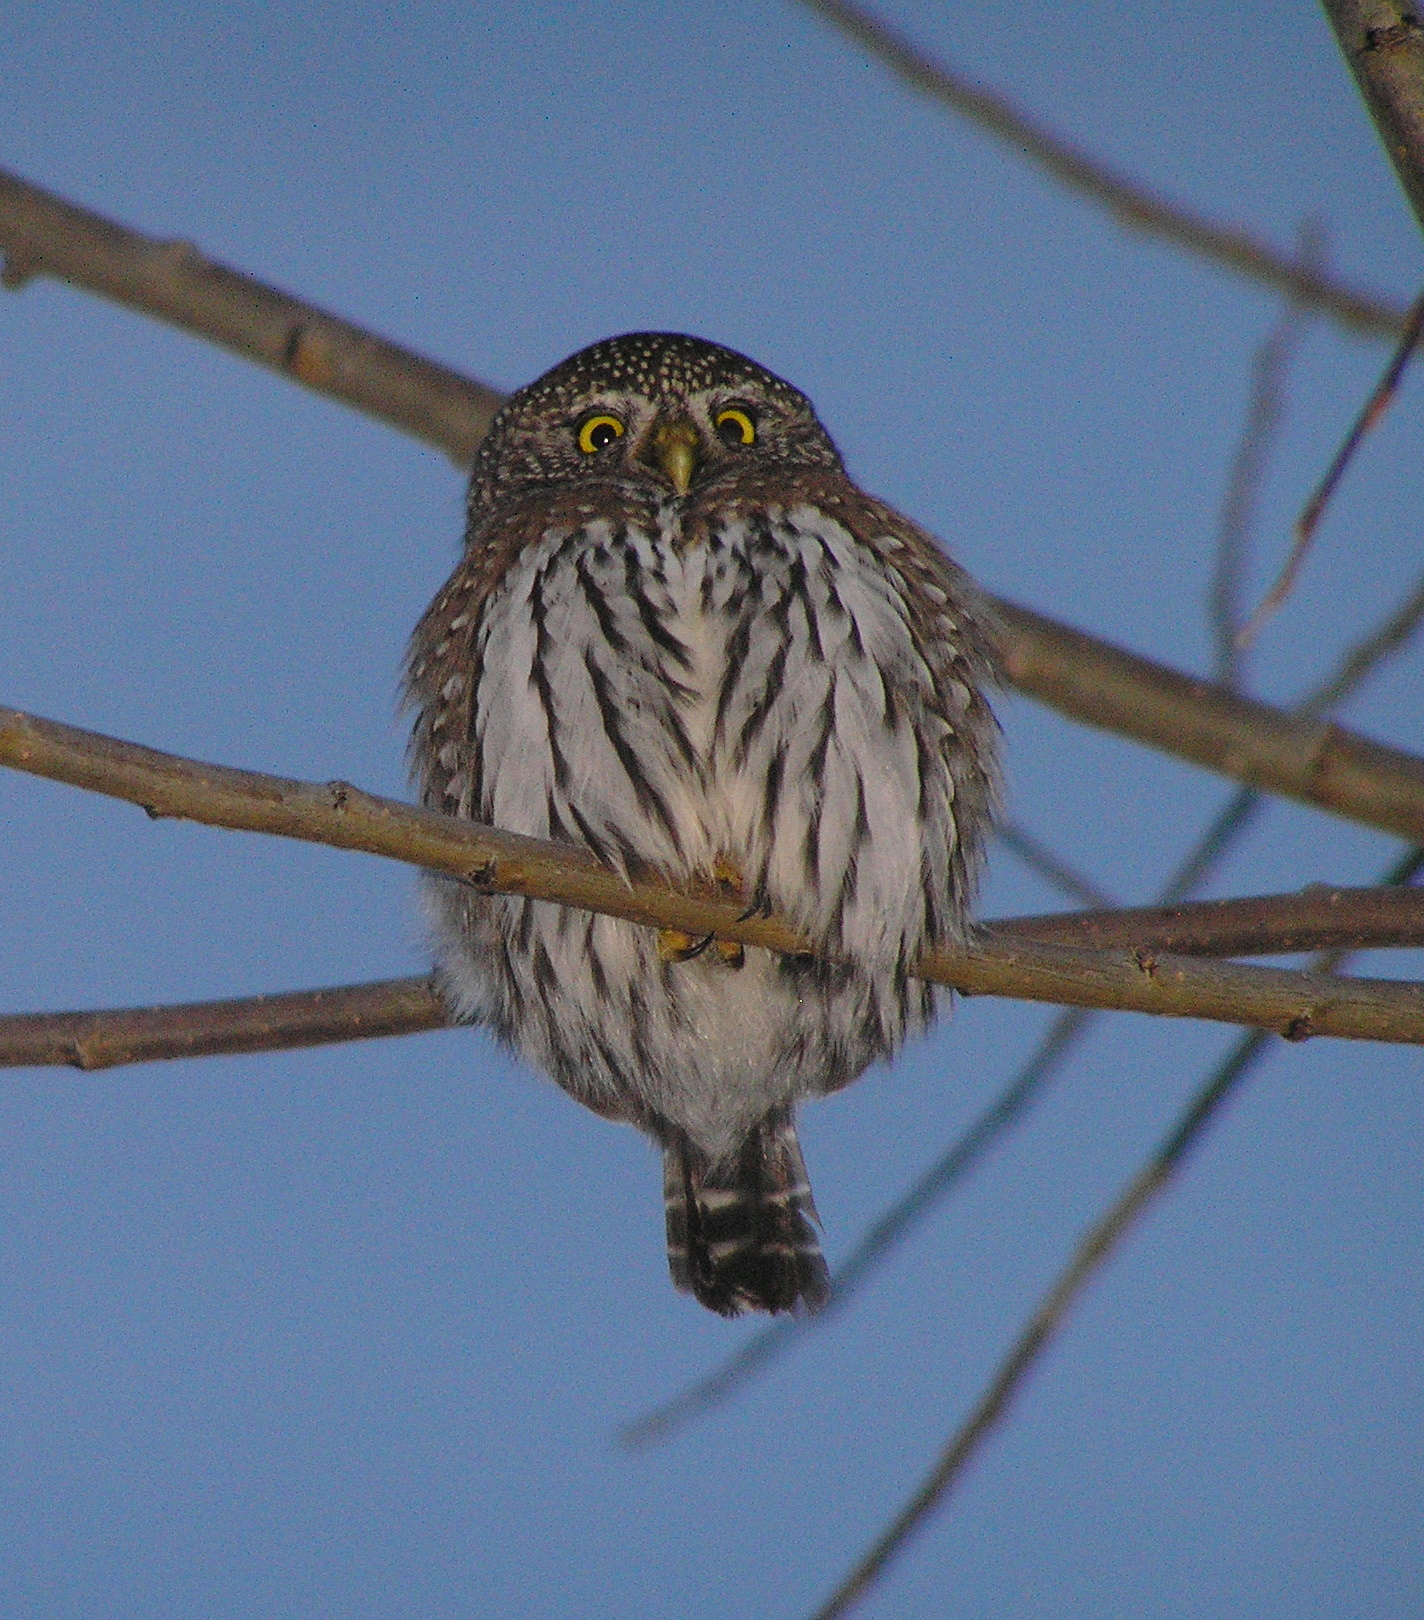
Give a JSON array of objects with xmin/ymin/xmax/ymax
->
[{"xmin": 467, "ymin": 502, "xmax": 962, "ymax": 970}]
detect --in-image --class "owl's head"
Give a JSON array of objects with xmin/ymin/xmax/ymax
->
[{"xmin": 468, "ymin": 332, "xmax": 844, "ymax": 510}]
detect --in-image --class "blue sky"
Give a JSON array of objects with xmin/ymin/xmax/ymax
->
[{"xmin": 1, "ymin": 3, "xmax": 1421, "ymax": 1616}]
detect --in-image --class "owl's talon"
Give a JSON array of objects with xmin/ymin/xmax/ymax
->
[
  {"xmin": 658, "ymin": 928, "xmax": 715, "ymax": 963},
  {"xmin": 735, "ymin": 890, "xmax": 773, "ymax": 923},
  {"xmin": 715, "ymin": 939, "xmax": 745, "ymax": 969}
]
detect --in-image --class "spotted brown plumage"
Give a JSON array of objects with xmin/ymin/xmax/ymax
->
[{"xmin": 407, "ymin": 333, "xmax": 1000, "ymax": 1316}]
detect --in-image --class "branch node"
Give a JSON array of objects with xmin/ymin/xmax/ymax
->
[
  {"xmin": 326, "ymin": 780, "xmax": 352, "ymax": 812},
  {"xmin": 1, "ymin": 249, "xmax": 37, "ymax": 289},
  {"xmin": 1283, "ymin": 1013, "xmax": 1315, "ymax": 1041},
  {"xmin": 1133, "ymin": 947, "xmax": 1160, "ymax": 979},
  {"xmin": 1364, "ymin": 16, "xmax": 1422, "ymax": 55},
  {"xmin": 1302, "ymin": 722, "xmax": 1342, "ymax": 794},
  {"xmin": 149, "ymin": 236, "xmax": 203, "ymax": 273},
  {"xmin": 285, "ymin": 323, "xmax": 337, "ymax": 387}
]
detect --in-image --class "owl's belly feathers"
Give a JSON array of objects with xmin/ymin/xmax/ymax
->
[{"xmin": 427, "ymin": 504, "xmax": 953, "ymax": 1155}]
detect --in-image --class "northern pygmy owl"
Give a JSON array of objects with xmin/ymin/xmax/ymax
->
[{"xmin": 407, "ymin": 333, "xmax": 999, "ymax": 1316}]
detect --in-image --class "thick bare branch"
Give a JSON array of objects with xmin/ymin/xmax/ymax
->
[
  {"xmin": 1322, "ymin": 0, "xmax": 1424, "ymax": 233},
  {"xmin": 3, "ymin": 707, "xmax": 1424, "ymax": 1046},
  {"xmin": 0, "ymin": 978, "xmax": 446, "ymax": 1072},
  {"xmin": 0, "ymin": 167, "xmax": 502, "ymax": 461},
  {"xmin": 1003, "ymin": 882, "xmax": 1424, "ymax": 956},
  {"xmin": 798, "ymin": 0, "xmax": 1408, "ymax": 337},
  {"xmin": 7, "ymin": 883, "xmax": 1422, "ymax": 1073},
  {"xmin": 996, "ymin": 600, "xmax": 1424, "ymax": 845}
]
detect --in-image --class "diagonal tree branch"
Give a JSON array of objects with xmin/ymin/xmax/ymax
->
[
  {"xmin": 994, "ymin": 600, "xmax": 1424, "ymax": 843},
  {"xmin": 811, "ymin": 1037, "xmax": 1267, "ymax": 1620},
  {"xmin": 0, "ymin": 167, "xmax": 503, "ymax": 462},
  {"xmin": 797, "ymin": 0, "xmax": 1409, "ymax": 337},
  {"xmin": 1322, "ymin": 0, "xmax": 1424, "ymax": 233},
  {"xmin": 0, "ymin": 148, "xmax": 1406, "ymax": 501},
  {"xmin": 995, "ymin": 822, "xmax": 1117, "ymax": 908},
  {"xmin": 3, "ymin": 706, "xmax": 1424, "ymax": 1046}
]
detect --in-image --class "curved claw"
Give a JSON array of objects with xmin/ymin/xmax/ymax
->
[{"xmin": 658, "ymin": 928, "xmax": 715, "ymax": 963}]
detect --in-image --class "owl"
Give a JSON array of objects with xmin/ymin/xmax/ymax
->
[{"xmin": 407, "ymin": 333, "xmax": 1000, "ymax": 1316}]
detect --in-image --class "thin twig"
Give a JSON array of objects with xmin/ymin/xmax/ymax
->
[
  {"xmin": 811, "ymin": 1033, "xmax": 1270, "ymax": 1620},
  {"xmin": 1238, "ymin": 286, "xmax": 1424, "ymax": 648},
  {"xmin": 796, "ymin": 0, "xmax": 1408, "ymax": 338},
  {"xmin": 995, "ymin": 823, "xmax": 1117, "ymax": 909},
  {"xmin": 1158, "ymin": 785, "xmax": 1263, "ymax": 904},
  {"xmin": 1307, "ymin": 570, "xmax": 1424, "ymax": 713},
  {"xmin": 1209, "ymin": 230, "xmax": 1319, "ymax": 685},
  {"xmin": 807, "ymin": 844, "xmax": 1424, "ymax": 1619}
]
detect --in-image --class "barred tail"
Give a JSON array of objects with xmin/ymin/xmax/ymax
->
[{"xmin": 663, "ymin": 1112, "xmax": 831, "ymax": 1317}]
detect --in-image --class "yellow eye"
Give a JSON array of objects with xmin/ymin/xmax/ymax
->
[
  {"xmin": 714, "ymin": 407, "xmax": 756, "ymax": 447},
  {"xmin": 577, "ymin": 414, "xmax": 625, "ymax": 454}
]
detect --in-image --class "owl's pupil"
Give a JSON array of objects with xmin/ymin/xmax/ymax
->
[
  {"xmin": 588, "ymin": 421, "xmax": 618, "ymax": 450},
  {"xmin": 715, "ymin": 409, "xmax": 756, "ymax": 447}
]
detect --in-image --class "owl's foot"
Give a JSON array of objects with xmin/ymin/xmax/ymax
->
[
  {"xmin": 659, "ymin": 854, "xmax": 752, "ymax": 965},
  {"xmin": 712, "ymin": 853, "xmax": 744, "ymax": 891},
  {"xmin": 712, "ymin": 856, "xmax": 748, "ymax": 964}
]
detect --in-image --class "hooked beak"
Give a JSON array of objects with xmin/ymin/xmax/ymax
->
[{"xmin": 652, "ymin": 417, "xmax": 700, "ymax": 496}]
